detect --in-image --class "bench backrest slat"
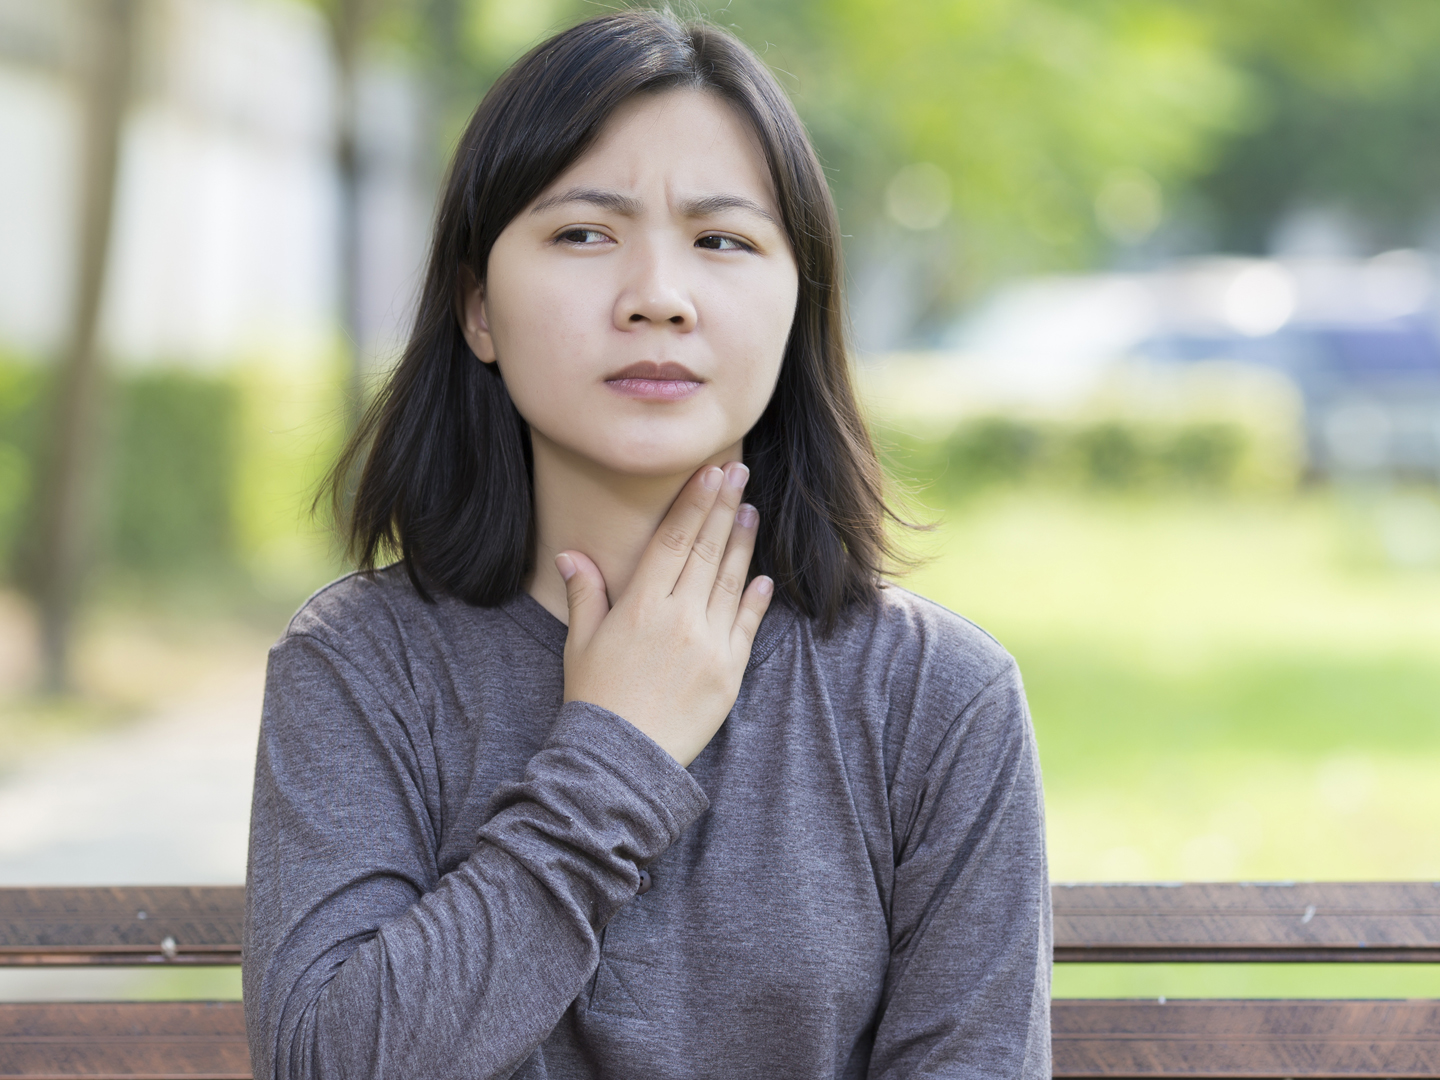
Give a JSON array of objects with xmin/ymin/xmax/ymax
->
[
  {"xmin": 0, "ymin": 888, "xmax": 243, "ymax": 966},
  {"xmin": 1053, "ymin": 881, "xmax": 1440, "ymax": 962},
  {"xmin": 4, "ymin": 883, "xmax": 1439, "ymax": 965},
  {"xmin": 1053, "ymin": 999, "xmax": 1440, "ymax": 1078}
]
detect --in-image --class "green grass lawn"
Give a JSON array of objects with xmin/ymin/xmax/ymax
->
[{"xmin": 896, "ymin": 486, "xmax": 1440, "ymax": 998}]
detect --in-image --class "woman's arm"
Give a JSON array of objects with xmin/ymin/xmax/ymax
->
[
  {"xmin": 244, "ymin": 463, "xmax": 770, "ymax": 1080},
  {"xmin": 243, "ymin": 635, "xmax": 708, "ymax": 1080},
  {"xmin": 868, "ymin": 659, "xmax": 1052, "ymax": 1079}
]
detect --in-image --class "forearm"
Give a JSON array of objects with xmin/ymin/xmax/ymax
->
[
  {"xmin": 288, "ymin": 843, "xmax": 605, "ymax": 1079},
  {"xmin": 246, "ymin": 696, "xmax": 708, "ymax": 1080}
]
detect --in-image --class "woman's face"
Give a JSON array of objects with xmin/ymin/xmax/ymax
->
[{"xmin": 461, "ymin": 88, "xmax": 800, "ymax": 478}]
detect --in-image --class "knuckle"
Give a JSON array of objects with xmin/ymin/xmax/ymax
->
[
  {"xmin": 692, "ymin": 536, "xmax": 724, "ymax": 564},
  {"xmin": 658, "ymin": 526, "xmax": 691, "ymax": 556},
  {"xmin": 714, "ymin": 568, "xmax": 743, "ymax": 597}
]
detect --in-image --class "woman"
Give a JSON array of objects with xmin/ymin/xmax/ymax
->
[{"xmin": 244, "ymin": 10, "xmax": 1051, "ymax": 1079}]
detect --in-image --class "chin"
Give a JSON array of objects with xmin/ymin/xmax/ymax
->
[
  {"xmin": 530, "ymin": 413, "xmax": 746, "ymax": 479},
  {"xmin": 598, "ymin": 446, "xmax": 729, "ymax": 479},
  {"xmin": 582, "ymin": 415, "xmax": 740, "ymax": 474},
  {"xmin": 575, "ymin": 428, "xmax": 730, "ymax": 476}
]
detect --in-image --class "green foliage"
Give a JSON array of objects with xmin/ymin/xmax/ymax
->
[
  {"xmin": 1074, "ymin": 422, "xmax": 1145, "ymax": 488},
  {"xmin": 945, "ymin": 417, "xmax": 1044, "ymax": 486},
  {"xmin": 885, "ymin": 415, "xmax": 1256, "ymax": 497},
  {"xmin": 1185, "ymin": 3, "xmax": 1440, "ymax": 252},
  {"xmin": 0, "ymin": 362, "xmax": 243, "ymax": 582},
  {"xmin": 329, "ymin": 0, "xmax": 1440, "ymax": 303},
  {"xmin": 1164, "ymin": 423, "xmax": 1246, "ymax": 487},
  {"xmin": 109, "ymin": 372, "xmax": 239, "ymax": 574},
  {"xmin": 0, "ymin": 360, "xmax": 43, "ymax": 570},
  {"xmin": 1198, "ymin": 69, "xmax": 1440, "ymax": 251},
  {"xmin": 741, "ymin": 0, "xmax": 1440, "ymax": 279}
]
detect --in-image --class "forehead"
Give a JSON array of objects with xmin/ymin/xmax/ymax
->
[{"xmin": 539, "ymin": 88, "xmax": 779, "ymax": 213}]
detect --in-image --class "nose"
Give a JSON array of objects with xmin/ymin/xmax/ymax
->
[{"xmin": 613, "ymin": 240, "xmax": 697, "ymax": 331}]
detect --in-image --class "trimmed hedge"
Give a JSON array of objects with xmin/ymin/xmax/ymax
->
[
  {"xmin": 884, "ymin": 415, "xmax": 1253, "ymax": 495},
  {"xmin": 110, "ymin": 371, "xmax": 238, "ymax": 572},
  {"xmin": 0, "ymin": 362, "xmax": 239, "ymax": 580}
]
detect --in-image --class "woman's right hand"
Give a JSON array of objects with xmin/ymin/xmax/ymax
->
[{"xmin": 555, "ymin": 461, "xmax": 774, "ymax": 767}]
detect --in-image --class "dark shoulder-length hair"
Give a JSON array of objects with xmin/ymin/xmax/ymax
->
[{"xmin": 331, "ymin": 8, "xmax": 906, "ymax": 632}]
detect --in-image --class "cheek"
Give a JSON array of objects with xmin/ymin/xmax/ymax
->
[
  {"xmin": 711, "ymin": 266, "xmax": 798, "ymax": 410},
  {"xmin": 486, "ymin": 272, "xmax": 604, "ymax": 402}
]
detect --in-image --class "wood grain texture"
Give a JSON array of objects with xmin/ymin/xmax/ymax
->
[
  {"xmin": 0, "ymin": 1001, "xmax": 249, "ymax": 1078},
  {"xmin": 3, "ymin": 999, "xmax": 1438, "ymax": 1078},
  {"xmin": 1053, "ymin": 999, "xmax": 1440, "ymax": 1077},
  {"xmin": 1054, "ymin": 882, "xmax": 1440, "ymax": 962},
  {"xmin": 0, "ymin": 889, "xmax": 243, "ymax": 967},
  {"xmin": 5, "ymin": 883, "xmax": 1440, "ymax": 966}
]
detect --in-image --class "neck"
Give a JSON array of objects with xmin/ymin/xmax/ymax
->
[{"xmin": 526, "ymin": 431, "xmax": 743, "ymax": 624}]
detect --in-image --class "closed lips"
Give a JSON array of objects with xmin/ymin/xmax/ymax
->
[
  {"xmin": 605, "ymin": 361, "xmax": 702, "ymax": 383},
  {"xmin": 605, "ymin": 361, "xmax": 704, "ymax": 400}
]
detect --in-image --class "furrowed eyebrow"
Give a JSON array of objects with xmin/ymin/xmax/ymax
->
[
  {"xmin": 529, "ymin": 187, "xmax": 779, "ymax": 227},
  {"xmin": 676, "ymin": 194, "xmax": 779, "ymax": 227},
  {"xmin": 529, "ymin": 188, "xmax": 642, "ymax": 216}
]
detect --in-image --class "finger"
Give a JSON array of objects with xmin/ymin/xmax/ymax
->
[
  {"xmin": 707, "ymin": 501, "xmax": 759, "ymax": 622},
  {"xmin": 632, "ymin": 464, "xmax": 724, "ymax": 595},
  {"xmin": 557, "ymin": 550, "xmax": 609, "ymax": 654},
  {"xmin": 675, "ymin": 462, "xmax": 749, "ymax": 602},
  {"xmin": 730, "ymin": 575, "xmax": 774, "ymax": 655}
]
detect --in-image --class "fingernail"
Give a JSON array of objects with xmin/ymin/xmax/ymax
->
[
  {"xmin": 755, "ymin": 576, "xmax": 773, "ymax": 596},
  {"xmin": 555, "ymin": 553, "xmax": 577, "ymax": 582},
  {"xmin": 725, "ymin": 462, "xmax": 750, "ymax": 490},
  {"xmin": 737, "ymin": 503, "xmax": 758, "ymax": 527},
  {"xmin": 701, "ymin": 466, "xmax": 723, "ymax": 491}
]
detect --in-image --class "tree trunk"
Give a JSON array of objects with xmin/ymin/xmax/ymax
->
[
  {"xmin": 332, "ymin": 0, "xmax": 368, "ymax": 432},
  {"xmin": 30, "ymin": 0, "xmax": 139, "ymax": 694}
]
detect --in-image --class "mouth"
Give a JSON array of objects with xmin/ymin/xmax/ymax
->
[{"xmin": 604, "ymin": 361, "xmax": 704, "ymax": 401}]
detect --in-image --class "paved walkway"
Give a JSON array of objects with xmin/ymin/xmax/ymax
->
[
  {"xmin": 0, "ymin": 660, "xmax": 265, "ymax": 887},
  {"xmin": 0, "ymin": 635, "xmax": 266, "ymax": 1000}
]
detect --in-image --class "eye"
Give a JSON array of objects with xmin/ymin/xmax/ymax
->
[
  {"xmin": 555, "ymin": 227, "xmax": 611, "ymax": 246},
  {"xmin": 696, "ymin": 234, "xmax": 753, "ymax": 252}
]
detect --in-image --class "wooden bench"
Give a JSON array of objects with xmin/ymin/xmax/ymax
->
[{"xmin": 1, "ymin": 882, "xmax": 1437, "ymax": 1077}]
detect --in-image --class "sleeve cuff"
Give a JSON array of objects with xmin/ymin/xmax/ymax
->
[{"xmin": 541, "ymin": 699, "xmax": 711, "ymax": 846}]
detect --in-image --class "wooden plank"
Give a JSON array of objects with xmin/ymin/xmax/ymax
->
[
  {"xmin": 1054, "ymin": 882, "xmax": 1440, "ymax": 963},
  {"xmin": 3, "ymin": 882, "xmax": 1438, "ymax": 966},
  {"xmin": 1053, "ymin": 999, "xmax": 1440, "ymax": 1077},
  {"xmin": 3, "ymin": 999, "xmax": 1438, "ymax": 1079},
  {"xmin": 0, "ymin": 1001, "xmax": 249, "ymax": 1078},
  {"xmin": 0, "ymin": 890, "xmax": 243, "ymax": 967}
]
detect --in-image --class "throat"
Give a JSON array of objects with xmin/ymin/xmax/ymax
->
[{"xmin": 524, "ymin": 432, "xmax": 741, "ymax": 625}]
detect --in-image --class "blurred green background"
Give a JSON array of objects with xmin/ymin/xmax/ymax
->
[{"xmin": 0, "ymin": 0, "xmax": 1437, "ymax": 1002}]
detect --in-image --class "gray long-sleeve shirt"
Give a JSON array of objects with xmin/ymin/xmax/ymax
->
[{"xmin": 243, "ymin": 567, "xmax": 1051, "ymax": 1080}]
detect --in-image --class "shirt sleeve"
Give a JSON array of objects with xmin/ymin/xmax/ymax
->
[
  {"xmin": 868, "ymin": 658, "xmax": 1052, "ymax": 1079},
  {"xmin": 242, "ymin": 632, "xmax": 710, "ymax": 1080}
]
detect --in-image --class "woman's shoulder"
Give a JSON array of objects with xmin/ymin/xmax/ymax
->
[
  {"xmin": 831, "ymin": 583, "xmax": 1015, "ymax": 678},
  {"xmin": 282, "ymin": 565, "xmax": 424, "ymax": 643},
  {"xmin": 796, "ymin": 584, "xmax": 1022, "ymax": 729},
  {"xmin": 276, "ymin": 564, "xmax": 510, "ymax": 662}
]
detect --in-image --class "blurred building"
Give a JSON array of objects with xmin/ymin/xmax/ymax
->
[{"xmin": 0, "ymin": 0, "xmax": 430, "ymax": 371}]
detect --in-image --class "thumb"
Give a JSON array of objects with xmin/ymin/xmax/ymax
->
[{"xmin": 555, "ymin": 550, "xmax": 608, "ymax": 650}]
